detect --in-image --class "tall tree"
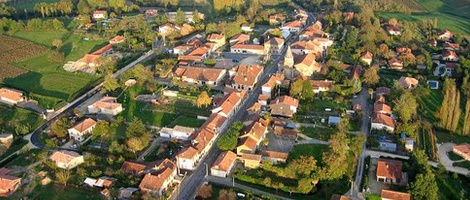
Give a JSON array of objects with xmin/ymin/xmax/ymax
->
[
  {"xmin": 175, "ymin": 8, "xmax": 185, "ymax": 25},
  {"xmin": 197, "ymin": 91, "xmax": 211, "ymax": 108},
  {"xmin": 193, "ymin": 9, "xmax": 200, "ymax": 24},
  {"xmin": 290, "ymin": 79, "xmax": 304, "ymax": 97},
  {"xmin": 463, "ymin": 97, "xmax": 470, "ymax": 135},
  {"xmin": 302, "ymin": 80, "xmax": 314, "ymax": 100},
  {"xmin": 102, "ymin": 74, "xmax": 120, "ymax": 93},
  {"xmin": 450, "ymin": 90, "xmax": 461, "ymax": 132},
  {"xmin": 394, "ymin": 91, "xmax": 417, "ymax": 123},
  {"xmin": 321, "ymin": 119, "xmax": 349, "ymax": 180},
  {"xmin": 363, "ymin": 66, "xmax": 380, "ymax": 86},
  {"xmin": 409, "ymin": 169, "xmax": 438, "ymax": 200}
]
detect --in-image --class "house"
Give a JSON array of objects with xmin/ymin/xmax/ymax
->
[
  {"xmin": 109, "ymin": 35, "xmax": 125, "ymax": 44},
  {"xmin": 176, "ymin": 146, "xmax": 201, "ymax": 170},
  {"xmin": 261, "ymin": 74, "xmax": 284, "ymax": 98},
  {"xmin": 92, "ymin": 10, "xmax": 107, "ymax": 20},
  {"xmin": 236, "ymin": 136, "xmax": 258, "ymax": 155},
  {"xmin": 176, "ymin": 67, "xmax": 226, "ymax": 87},
  {"xmin": 291, "ymin": 39, "xmax": 333, "ymax": 57},
  {"xmin": 68, "ymin": 54, "xmax": 102, "ymax": 74},
  {"xmin": 0, "ymin": 174, "xmax": 21, "ymax": 196},
  {"xmin": 376, "ymin": 159, "xmax": 403, "ymax": 184},
  {"xmin": 264, "ymin": 37, "xmax": 284, "ymax": 54},
  {"xmin": 379, "ymin": 141, "xmax": 397, "ymax": 152},
  {"xmin": 361, "ymin": 51, "xmax": 373, "ymax": 65},
  {"xmin": 159, "ymin": 126, "xmax": 196, "ymax": 140},
  {"xmin": 269, "ymin": 96, "xmax": 299, "ymax": 118},
  {"xmin": 144, "ymin": 9, "xmax": 158, "ymax": 18},
  {"xmin": 443, "ymin": 42, "xmax": 460, "ymax": 51},
  {"xmin": 207, "ymin": 33, "xmax": 226, "ymax": 47},
  {"xmin": 280, "ymin": 21, "xmax": 303, "ymax": 33},
  {"xmin": 310, "ymin": 80, "xmax": 334, "ymax": 93},
  {"xmin": 230, "ymin": 44, "xmax": 266, "ymax": 54},
  {"xmin": 262, "ymin": 151, "xmax": 288, "ymax": 164},
  {"xmin": 230, "ymin": 65, "xmax": 263, "ymax": 91},
  {"xmin": 350, "ymin": 65, "xmax": 362, "ymax": 80},
  {"xmin": 88, "ymin": 96, "xmax": 123, "ymax": 116},
  {"xmin": 381, "ymin": 189, "xmax": 411, "ymax": 200},
  {"xmin": 240, "ymin": 153, "xmax": 262, "ymax": 168},
  {"xmin": 49, "ymin": 150, "xmax": 84, "ymax": 169},
  {"xmin": 178, "ymin": 46, "xmax": 211, "ymax": 63},
  {"xmin": 294, "ymin": 52, "xmax": 321, "ymax": 77},
  {"xmin": 374, "ymin": 103, "xmax": 392, "ymax": 115},
  {"xmin": 211, "ymin": 90, "xmax": 247, "ymax": 119},
  {"xmin": 158, "ymin": 23, "xmax": 181, "ymax": 36},
  {"xmin": 67, "ymin": 118, "xmax": 97, "ymax": 141},
  {"xmin": 371, "ymin": 113, "xmax": 395, "ymax": 132},
  {"xmin": 139, "ymin": 159, "xmax": 177, "ymax": 197},
  {"xmin": 343, "ymin": 12, "xmax": 355, "ymax": 21},
  {"xmin": 239, "ymin": 118, "xmax": 268, "ymax": 145},
  {"xmin": 91, "ymin": 44, "xmax": 113, "ymax": 56},
  {"xmin": 0, "ymin": 134, "xmax": 13, "ymax": 144},
  {"xmin": 84, "ymin": 176, "xmax": 116, "ymax": 188},
  {"xmin": 269, "ymin": 13, "xmax": 287, "ymax": 25},
  {"xmin": 396, "ymin": 47, "xmax": 412, "ymax": 55},
  {"xmin": 121, "ymin": 161, "xmax": 147, "ymax": 175},
  {"xmin": 229, "ymin": 34, "xmax": 250, "ymax": 46},
  {"xmin": 241, "ymin": 25, "xmax": 253, "ymax": 32},
  {"xmin": 376, "ymin": 87, "xmax": 391, "ymax": 96},
  {"xmin": 437, "ymin": 29, "xmax": 453, "ymax": 41},
  {"xmin": 428, "ymin": 39, "xmax": 437, "ymax": 47},
  {"xmin": 0, "ymin": 88, "xmax": 26, "ymax": 105},
  {"xmin": 453, "ymin": 143, "xmax": 470, "ymax": 161},
  {"xmin": 442, "ymin": 50, "xmax": 459, "ymax": 61},
  {"xmin": 203, "ymin": 113, "xmax": 228, "ymax": 134},
  {"xmin": 167, "ymin": 11, "xmax": 205, "ymax": 23},
  {"xmin": 398, "ymin": 76, "xmax": 418, "ymax": 90},
  {"xmin": 388, "ymin": 59, "xmax": 403, "ymax": 70},
  {"xmin": 386, "ymin": 25, "xmax": 401, "ymax": 35},
  {"xmin": 405, "ymin": 138, "xmax": 414, "ymax": 152},
  {"xmin": 211, "ymin": 151, "xmax": 237, "ymax": 178}
]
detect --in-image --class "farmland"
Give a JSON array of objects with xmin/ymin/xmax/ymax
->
[{"xmin": 6, "ymin": 0, "xmax": 60, "ymax": 12}]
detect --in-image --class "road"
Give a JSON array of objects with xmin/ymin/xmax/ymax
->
[
  {"xmin": 350, "ymin": 85, "xmax": 372, "ymax": 197},
  {"xmin": 26, "ymin": 50, "xmax": 155, "ymax": 149},
  {"xmin": 206, "ymin": 176, "xmax": 294, "ymax": 200},
  {"xmin": 172, "ymin": 50, "xmax": 284, "ymax": 200}
]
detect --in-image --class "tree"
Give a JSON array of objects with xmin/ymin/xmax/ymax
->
[
  {"xmin": 193, "ymin": 9, "xmax": 201, "ymax": 24},
  {"xmin": 409, "ymin": 169, "xmax": 438, "ymax": 200},
  {"xmin": 302, "ymin": 80, "xmax": 314, "ymax": 100},
  {"xmin": 55, "ymin": 170, "xmax": 71, "ymax": 186},
  {"xmin": 102, "ymin": 74, "xmax": 120, "ymax": 93},
  {"xmin": 439, "ymin": 79, "xmax": 461, "ymax": 132},
  {"xmin": 51, "ymin": 117, "xmax": 69, "ymax": 138},
  {"xmin": 363, "ymin": 66, "xmax": 380, "ymax": 86},
  {"xmin": 126, "ymin": 137, "xmax": 146, "ymax": 152},
  {"xmin": 463, "ymin": 97, "xmax": 470, "ymax": 135},
  {"xmin": 93, "ymin": 120, "xmax": 110, "ymax": 138},
  {"xmin": 393, "ymin": 91, "xmax": 417, "ymax": 123},
  {"xmin": 205, "ymin": 23, "xmax": 218, "ymax": 34},
  {"xmin": 217, "ymin": 122, "xmax": 243, "ymax": 151},
  {"xmin": 290, "ymin": 79, "xmax": 303, "ymax": 97},
  {"xmin": 196, "ymin": 184, "xmax": 213, "ymax": 199},
  {"xmin": 175, "ymin": 8, "xmax": 185, "ymax": 25},
  {"xmin": 388, "ymin": 18, "xmax": 398, "ymax": 26},
  {"xmin": 321, "ymin": 119, "xmax": 349, "ymax": 180},
  {"xmin": 52, "ymin": 38, "xmax": 63, "ymax": 49},
  {"xmin": 218, "ymin": 189, "xmax": 236, "ymax": 200},
  {"xmin": 126, "ymin": 118, "xmax": 147, "ymax": 138},
  {"xmin": 197, "ymin": 91, "xmax": 212, "ymax": 108},
  {"xmin": 287, "ymin": 156, "xmax": 317, "ymax": 177},
  {"xmin": 350, "ymin": 133, "xmax": 366, "ymax": 158}
]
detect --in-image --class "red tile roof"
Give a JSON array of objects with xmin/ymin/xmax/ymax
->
[
  {"xmin": 0, "ymin": 174, "xmax": 21, "ymax": 195},
  {"xmin": 282, "ymin": 20, "xmax": 302, "ymax": 28},
  {"xmin": 374, "ymin": 103, "xmax": 392, "ymax": 115},
  {"xmin": 238, "ymin": 136, "xmax": 258, "ymax": 152},
  {"xmin": 231, "ymin": 44, "xmax": 265, "ymax": 50},
  {"xmin": 91, "ymin": 44, "xmax": 113, "ymax": 55},
  {"xmin": 212, "ymin": 151, "xmax": 237, "ymax": 172},
  {"xmin": 270, "ymin": 95, "xmax": 299, "ymax": 107},
  {"xmin": 262, "ymin": 150, "xmax": 288, "ymax": 160},
  {"xmin": 361, "ymin": 51, "xmax": 373, "ymax": 59},
  {"xmin": 181, "ymin": 67, "xmax": 225, "ymax": 82},
  {"xmin": 0, "ymin": 88, "xmax": 24, "ymax": 102},
  {"xmin": 121, "ymin": 161, "xmax": 147, "ymax": 174},
  {"xmin": 453, "ymin": 143, "xmax": 470, "ymax": 158},
  {"xmin": 49, "ymin": 150, "xmax": 82, "ymax": 164},
  {"xmin": 109, "ymin": 35, "xmax": 125, "ymax": 44},
  {"xmin": 381, "ymin": 190, "xmax": 410, "ymax": 200},
  {"xmin": 310, "ymin": 80, "xmax": 334, "ymax": 89},
  {"xmin": 377, "ymin": 159, "xmax": 402, "ymax": 180},
  {"xmin": 372, "ymin": 113, "xmax": 395, "ymax": 129},
  {"xmin": 177, "ymin": 147, "xmax": 199, "ymax": 159},
  {"xmin": 232, "ymin": 65, "xmax": 263, "ymax": 87},
  {"xmin": 241, "ymin": 153, "xmax": 262, "ymax": 161},
  {"xmin": 263, "ymin": 74, "xmax": 284, "ymax": 89},
  {"xmin": 70, "ymin": 118, "xmax": 97, "ymax": 133}
]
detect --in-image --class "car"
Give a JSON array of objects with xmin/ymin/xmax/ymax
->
[
  {"xmin": 236, "ymin": 193, "xmax": 246, "ymax": 198},
  {"xmin": 71, "ymin": 143, "xmax": 78, "ymax": 149}
]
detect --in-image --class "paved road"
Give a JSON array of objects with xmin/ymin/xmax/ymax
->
[
  {"xmin": 25, "ymin": 50, "xmax": 155, "ymax": 149},
  {"xmin": 435, "ymin": 142, "xmax": 470, "ymax": 175},
  {"xmin": 206, "ymin": 176, "xmax": 294, "ymax": 200},
  {"xmin": 365, "ymin": 149, "xmax": 410, "ymax": 160}
]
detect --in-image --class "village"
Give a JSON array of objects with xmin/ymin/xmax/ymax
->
[{"xmin": 0, "ymin": 0, "xmax": 470, "ymax": 200}]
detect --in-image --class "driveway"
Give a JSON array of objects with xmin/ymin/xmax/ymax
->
[{"xmin": 437, "ymin": 142, "xmax": 470, "ymax": 175}]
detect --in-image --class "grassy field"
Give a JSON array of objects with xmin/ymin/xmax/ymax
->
[
  {"xmin": 435, "ymin": 130, "xmax": 470, "ymax": 144},
  {"xmin": 299, "ymin": 126, "xmax": 336, "ymax": 141},
  {"xmin": 377, "ymin": 11, "xmax": 470, "ymax": 36},
  {"xmin": 416, "ymin": 0, "xmax": 470, "ymax": 19},
  {"xmin": 167, "ymin": 115, "xmax": 206, "ymax": 128},
  {"xmin": 448, "ymin": 151, "xmax": 464, "ymax": 161},
  {"xmin": 7, "ymin": 0, "xmax": 60, "ymax": 12},
  {"xmin": 27, "ymin": 184, "xmax": 103, "ymax": 200},
  {"xmin": 436, "ymin": 172, "xmax": 470, "ymax": 199},
  {"xmin": 417, "ymin": 89, "xmax": 443, "ymax": 124},
  {"xmin": 288, "ymin": 144, "xmax": 329, "ymax": 162},
  {"xmin": 453, "ymin": 160, "xmax": 470, "ymax": 169},
  {"xmin": 0, "ymin": 104, "xmax": 45, "ymax": 134}
]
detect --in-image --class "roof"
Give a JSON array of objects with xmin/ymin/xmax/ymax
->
[
  {"xmin": 139, "ymin": 167, "xmax": 174, "ymax": 191},
  {"xmin": 0, "ymin": 88, "xmax": 24, "ymax": 102},
  {"xmin": 377, "ymin": 159, "xmax": 402, "ymax": 180},
  {"xmin": 282, "ymin": 20, "xmax": 302, "ymax": 28},
  {"xmin": 262, "ymin": 151, "xmax": 288, "ymax": 160},
  {"xmin": 453, "ymin": 143, "xmax": 470, "ymax": 156},
  {"xmin": 372, "ymin": 113, "xmax": 395, "ymax": 129},
  {"xmin": 92, "ymin": 96, "xmax": 121, "ymax": 110},
  {"xmin": 262, "ymin": 74, "xmax": 284, "ymax": 89},
  {"xmin": 388, "ymin": 58, "xmax": 403, "ymax": 65},
  {"xmin": 437, "ymin": 29, "xmax": 453, "ymax": 36},
  {"xmin": 93, "ymin": 10, "xmax": 107, "ymax": 15},
  {"xmin": 207, "ymin": 33, "xmax": 225, "ymax": 40},
  {"xmin": 182, "ymin": 67, "xmax": 225, "ymax": 82},
  {"xmin": 121, "ymin": 161, "xmax": 147, "ymax": 174},
  {"xmin": 361, "ymin": 51, "xmax": 373, "ymax": 59},
  {"xmin": 91, "ymin": 44, "xmax": 113, "ymax": 55},
  {"xmin": 230, "ymin": 34, "xmax": 250, "ymax": 44},
  {"xmin": 241, "ymin": 153, "xmax": 262, "ymax": 161},
  {"xmin": 70, "ymin": 118, "xmax": 97, "ymax": 133},
  {"xmin": 398, "ymin": 76, "xmax": 418, "ymax": 88},
  {"xmin": 266, "ymin": 37, "xmax": 284, "ymax": 45},
  {"xmin": 173, "ymin": 126, "xmax": 196, "ymax": 134},
  {"xmin": 212, "ymin": 151, "xmax": 237, "ymax": 171},
  {"xmin": 109, "ymin": 35, "xmax": 125, "ymax": 44},
  {"xmin": 381, "ymin": 190, "xmax": 411, "ymax": 200},
  {"xmin": 242, "ymin": 119, "xmax": 267, "ymax": 142},
  {"xmin": 49, "ymin": 150, "xmax": 82, "ymax": 164},
  {"xmin": 232, "ymin": 65, "xmax": 263, "ymax": 87},
  {"xmin": 231, "ymin": 44, "xmax": 265, "ymax": 50},
  {"xmin": 215, "ymin": 90, "xmax": 247, "ymax": 117},
  {"xmin": 310, "ymin": 80, "xmax": 334, "ymax": 89},
  {"xmin": 270, "ymin": 95, "xmax": 299, "ymax": 107},
  {"xmin": 376, "ymin": 87, "xmax": 391, "ymax": 95},
  {"xmin": 238, "ymin": 136, "xmax": 258, "ymax": 152},
  {"xmin": 374, "ymin": 103, "xmax": 392, "ymax": 114},
  {"xmin": 77, "ymin": 54, "xmax": 101, "ymax": 64},
  {"xmin": 295, "ymin": 52, "xmax": 320, "ymax": 69},
  {"xmin": 442, "ymin": 50, "xmax": 457, "ymax": 58},
  {"xmin": 177, "ymin": 146, "xmax": 199, "ymax": 159},
  {"xmin": 0, "ymin": 174, "xmax": 21, "ymax": 191},
  {"xmin": 386, "ymin": 25, "xmax": 400, "ymax": 32}
]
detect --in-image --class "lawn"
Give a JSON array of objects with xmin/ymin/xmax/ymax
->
[
  {"xmin": 448, "ymin": 151, "xmax": 464, "ymax": 161},
  {"xmin": 417, "ymin": 89, "xmax": 443, "ymax": 124},
  {"xmin": 435, "ymin": 130, "xmax": 470, "ymax": 144},
  {"xmin": 288, "ymin": 144, "xmax": 329, "ymax": 162},
  {"xmin": 299, "ymin": 126, "xmax": 336, "ymax": 141},
  {"xmin": 453, "ymin": 160, "xmax": 470, "ymax": 169},
  {"xmin": 167, "ymin": 115, "xmax": 206, "ymax": 128},
  {"xmin": 436, "ymin": 172, "xmax": 470, "ymax": 200},
  {"xmin": 28, "ymin": 184, "xmax": 103, "ymax": 200},
  {"xmin": 415, "ymin": 0, "xmax": 470, "ymax": 19},
  {"xmin": 0, "ymin": 139, "xmax": 29, "ymax": 167},
  {"xmin": 377, "ymin": 11, "xmax": 470, "ymax": 36},
  {"xmin": 0, "ymin": 104, "xmax": 45, "ymax": 134},
  {"xmin": 120, "ymin": 100, "xmax": 178, "ymax": 127},
  {"xmin": 7, "ymin": 0, "xmax": 60, "ymax": 12}
]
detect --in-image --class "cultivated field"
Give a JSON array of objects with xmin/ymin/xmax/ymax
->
[{"xmin": 416, "ymin": 0, "xmax": 470, "ymax": 19}]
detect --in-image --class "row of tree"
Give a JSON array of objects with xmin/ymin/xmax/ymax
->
[
  {"xmin": 34, "ymin": 0, "xmax": 74, "ymax": 18},
  {"xmin": 217, "ymin": 122, "xmax": 244, "ymax": 151}
]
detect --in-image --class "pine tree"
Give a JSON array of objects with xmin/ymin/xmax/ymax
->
[
  {"xmin": 463, "ymin": 97, "xmax": 470, "ymax": 135},
  {"xmin": 439, "ymin": 79, "xmax": 452, "ymax": 129},
  {"xmin": 450, "ymin": 89, "xmax": 461, "ymax": 132}
]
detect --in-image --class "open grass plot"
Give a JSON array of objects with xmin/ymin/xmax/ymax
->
[
  {"xmin": 28, "ymin": 184, "xmax": 103, "ymax": 200},
  {"xmin": 0, "ymin": 104, "xmax": 45, "ymax": 134},
  {"xmin": 416, "ymin": 0, "xmax": 470, "ymax": 19}
]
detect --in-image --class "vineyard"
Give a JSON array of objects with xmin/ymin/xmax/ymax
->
[{"xmin": 0, "ymin": 35, "xmax": 48, "ymax": 81}]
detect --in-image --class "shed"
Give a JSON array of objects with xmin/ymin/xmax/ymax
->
[
  {"xmin": 379, "ymin": 141, "xmax": 397, "ymax": 152},
  {"xmin": 328, "ymin": 116, "xmax": 341, "ymax": 125}
]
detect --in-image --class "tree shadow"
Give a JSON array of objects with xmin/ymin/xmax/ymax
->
[{"xmin": 3, "ymin": 71, "xmax": 69, "ymax": 101}]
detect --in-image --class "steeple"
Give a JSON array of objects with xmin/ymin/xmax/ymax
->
[{"xmin": 284, "ymin": 45, "xmax": 294, "ymax": 68}]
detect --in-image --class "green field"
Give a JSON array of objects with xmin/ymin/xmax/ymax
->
[
  {"xmin": 167, "ymin": 115, "xmax": 206, "ymax": 128},
  {"xmin": 28, "ymin": 184, "xmax": 103, "ymax": 200},
  {"xmin": 0, "ymin": 105, "xmax": 45, "ymax": 134},
  {"xmin": 436, "ymin": 173, "xmax": 470, "ymax": 199},
  {"xmin": 416, "ymin": 0, "xmax": 470, "ymax": 19},
  {"xmin": 453, "ymin": 160, "xmax": 470, "ymax": 169},
  {"xmin": 7, "ymin": 0, "xmax": 60, "ymax": 12},
  {"xmin": 299, "ymin": 126, "xmax": 336, "ymax": 141},
  {"xmin": 288, "ymin": 144, "xmax": 329, "ymax": 162}
]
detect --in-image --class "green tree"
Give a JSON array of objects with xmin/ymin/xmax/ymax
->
[
  {"xmin": 393, "ymin": 91, "xmax": 417, "ymax": 123},
  {"xmin": 302, "ymin": 80, "xmax": 314, "ymax": 100},
  {"xmin": 175, "ymin": 8, "xmax": 185, "ymax": 25},
  {"xmin": 126, "ymin": 118, "xmax": 147, "ymax": 138},
  {"xmin": 363, "ymin": 66, "xmax": 380, "ymax": 86},
  {"xmin": 350, "ymin": 133, "xmax": 366, "ymax": 158},
  {"xmin": 126, "ymin": 137, "xmax": 146, "ymax": 152},
  {"xmin": 193, "ymin": 9, "xmax": 201, "ymax": 24},
  {"xmin": 93, "ymin": 120, "xmax": 110, "ymax": 137},
  {"xmin": 290, "ymin": 79, "xmax": 303, "ymax": 97},
  {"xmin": 55, "ymin": 170, "xmax": 71, "ymax": 186},
  {"xmin": 409, "ymin": 169, "xmax": 438, "ymax": 200},
  {"xmin": 51, "ymin": 117, "xmax": 69, "ymax": 138},
  {"xmin": 439, "ymin": 79, "xmax": 461, "ymax": 132},
  {"xmin": 321, "ymin": 121, "xmax": 349, "ymax": 180},
  {"xmin": 463, "ymin": 97, "xmax": 470, "ymax": 135},
  {"xmin": 217, "ymin": 122, "xmax": 243, "ymax": 151},
  {"xmin": 197, "ymin": 91, "xmax": 212, "ymax": 108},
  {"xmin": 102, "ymin": 74, "xmax": 120, "ymax": 93}
]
